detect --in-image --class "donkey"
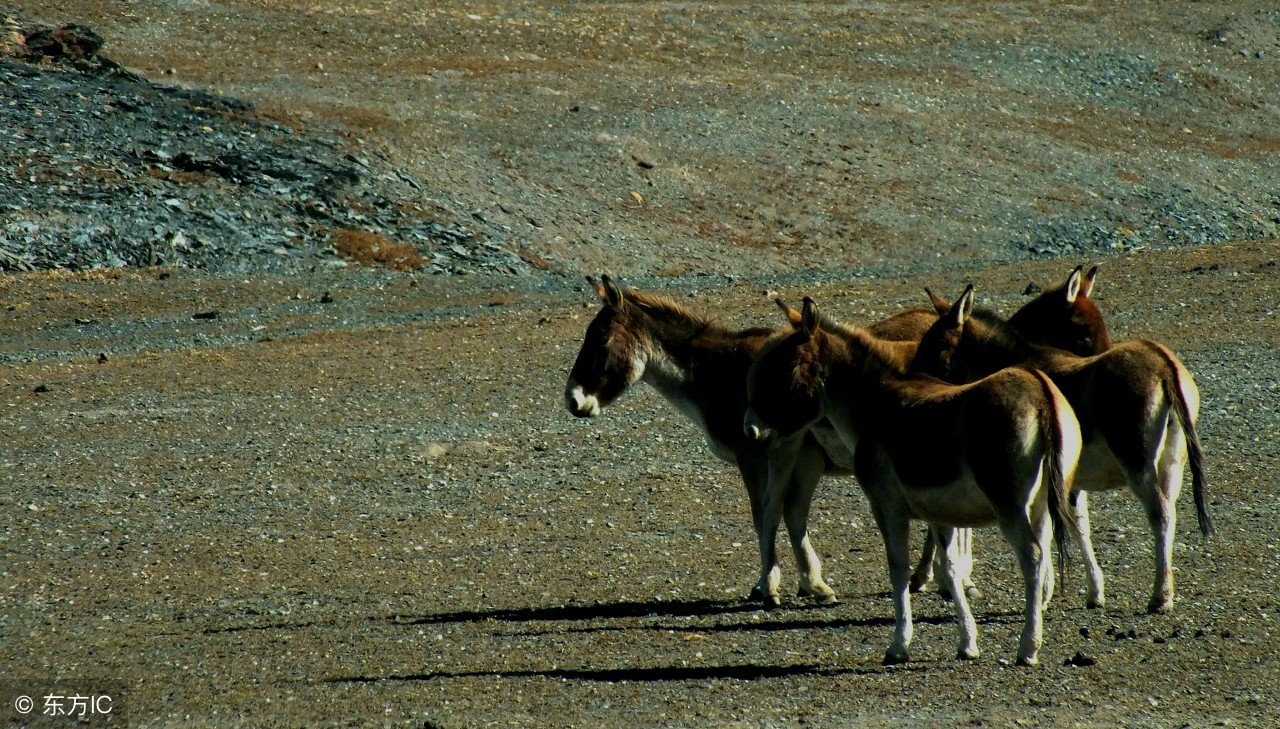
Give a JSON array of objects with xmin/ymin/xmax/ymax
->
[
  {"xmin": 745, "ymin": 297, "xmax": 1079, "ymax": 666},
  {"xmin": 773, "ymin": 299, "xmax": 979, "ymax": 601},
  {"xmin": 913, "ymin": 283, "xmax": 1211, "ymax": 614},
  {"xmin": 925, "ymin": 265, "xmax": 1112, "ymax": 358},
  {"xmin": 565, "ymin": 276, "xmax": 962, "ymax": 608},
  {"xmin": 1007, "ymin": 264, "xmax": 1113, "ymax": 356}
]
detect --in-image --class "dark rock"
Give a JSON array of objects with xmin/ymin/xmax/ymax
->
[
  {"xmin": 1064, "ymin": 652, "xmax": 1097, "ymax": 667},
  {"xmin": 24, "ymin": 24, "xmax": 104, "ymax": 60}
]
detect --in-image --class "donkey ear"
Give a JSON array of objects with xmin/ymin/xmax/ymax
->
[
  {"xmin": 924, "ymin": 287, "xmax": 951, "ymax": 315},
  {"xmin": 800, "ymin": 297, "xmax": 821, "ymax": 338},
  {"xmin": 775, "ymin": 297, "xmax": 803, "ymax": 327},
  {"xmin": 1062, "ymin": 265, "xmax": 1083, "ymax": 304},
  {"xmin": 586, "ymin": 275, "xmax": 606, "ymax": 299},
  {"xmin": 600, "ymin": 274, "xmax": 624, "ymax": 310},
  {"xmin": 955, "ymin": 284, "xmax": 975, "ymax": 324},
  {"xmin": 941, "ymin": 284, "xmax": 974, "ymax": 327},
  {"xmin": 1081, "ymin": 265, "xmax": 1099, "ymax": 298}
]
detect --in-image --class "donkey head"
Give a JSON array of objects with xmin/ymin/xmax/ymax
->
[
  {"xmin": 564, "ymin": 275, "xmax": 648, "ymax": 418},
  {"xmin": 912, "ymin": 285, "xmax": 1039, "ymax": 384},
  {"xmin": 1008, "ymin": 265, "xmax": 1113, "ymax": 356},
  {"xmin": 910, "ymin": 284, "xmax": 975, "ymax": 381},
  {"xmin": 745, "ymin": 297, "xmax": 830, "ymax": 441}
]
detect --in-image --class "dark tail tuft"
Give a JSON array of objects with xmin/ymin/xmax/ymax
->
[
  {"xmin": 1031, "ymin": 368, "xmax": 1073, "ymax": 579},
  {"xmin": 1164, "ymin": 376, "xmax": 1213, "ymax": 537}
]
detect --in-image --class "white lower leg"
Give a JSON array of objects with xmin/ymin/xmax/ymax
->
[
  {"xmin": 1070, "ymin": 491, "xmax": 1106, "ymax": 608},
  {"xmin": 939, "ymin": 529, "xmax": 980, "ymax": 659},
  {"xmin": 793, "ymin": 535, "xmax": 837, "ymax": 602}
]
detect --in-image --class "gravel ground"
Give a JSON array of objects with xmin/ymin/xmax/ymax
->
[{"xmin": 0, "ymin": 2, "xmax": 1278, "ymax": 727}]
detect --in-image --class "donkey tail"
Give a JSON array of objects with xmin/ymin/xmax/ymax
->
[
  {"xmin": 1159, "ymin": 354, "xmax": 1213, "ymax": 538},
  {"xmin": 1027, "ymin": 367, "xmax": 1074, "ymax": 577}
]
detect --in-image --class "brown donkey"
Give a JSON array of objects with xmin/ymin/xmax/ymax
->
[
  {"xmin": 565, "ymin": 276, "xmax": 961, "ymax": 608},
  {"xmin": 926, "ymin": 264, "xmax": 1113, "ymax": 358},
  {"xmin": 1007, "ymin": 264, "xmax": 1114, "ymax": 356},
  {"xmin": 913, "ymin": 284, "xmax": 1211, "ymax": 613},
  {"xmin": 745, "ymin": 297, "xmax": 1079, "ymax": 666}
]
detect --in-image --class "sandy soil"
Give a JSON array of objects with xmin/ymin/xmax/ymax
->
[
  {"xmin": 0, "ymin": 246, "xmax": 1276, "ymax": 727},
  {"xmin": 1, "ymin": 1, "xmax": 1279, "ymax": 727}
]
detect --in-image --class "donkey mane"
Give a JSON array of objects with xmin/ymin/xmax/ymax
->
[
  {"xmin": 625, "ymin": 287, "xmax": 710, "ymax": 323},
  {"xmin": 966, "ymin": 307, "xmax": 1036, "ymax": 360},
  {"xmin": 623, "ymin": 288, "xmax": 719, "ymax": 342},
  {"xmin": 823, "ymin": 318, "xmax": 919, "ymax": 378}
]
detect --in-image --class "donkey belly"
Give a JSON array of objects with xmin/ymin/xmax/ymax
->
[
  {"xmin": 1074, "ymin": 441, "xmax": 1127, "ymax": 492},
  {"xmin": 898, "ymin": 476, "xmax": 999, "ymax": 528}
]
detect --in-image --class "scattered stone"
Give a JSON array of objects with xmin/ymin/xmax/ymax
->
[
  {"xmin": 1112, "ymin": 628, "xmax": 1138, "ymax": 641},
  {"xmin": 1064, "ymin": 652, "xmax": 1097, "ymax": 667},
  {"xmin": 0, "ymin": 17, "xmax": 529, "ymax": 277},
  {"xmin": 32, "ymin": 384, "xmax": 50, "ymax": 393},
  {"xmin": 192, "ymin": 310, "xmax": 219, "ymax": 320},
  {"xmin": 422, "ymin": 443, "xmax": 449, "ymax": 461}
]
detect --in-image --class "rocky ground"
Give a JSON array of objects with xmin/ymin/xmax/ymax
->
[{"xmin": 0, "ymin": 2, "xmax": 1278, "ymax": 727}]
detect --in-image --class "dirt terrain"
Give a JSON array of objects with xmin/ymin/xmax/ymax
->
[{"xmin": 1, "ymin": 1, "xmax": 1279, "ymax": 727}]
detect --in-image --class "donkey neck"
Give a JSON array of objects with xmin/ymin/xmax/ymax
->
[
  {"xmin": 830, "ymin": 325, "xmax": 916, "ymax": 385},
  {"xmin": 632, "ymin": 305, "xmax": 720, "ymax": 406}
]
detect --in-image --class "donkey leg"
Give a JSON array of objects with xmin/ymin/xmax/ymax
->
[
  {"xmin": 1039, "ymin": 537, "xmax": 1054, "ymax": 611},
  {"xmin": 909, "ymin": 524, "xmax": 935, "ymax": 594},
  {"xmin": 1067, "ymin": 489, "xmax": 1106, "ymax": 608},
  {"xmin": 933, "ymin": 526, "xmax": 980, "ymax": 660},
  {"xmin": 737, "ymin": 455, "xmax": 778, "ymax": 604},
  {"xmin": 1137, "ymin": 465, "xmax": 1180, "ymax": 614},
  {"xmin": 954, "ymin": 528, "xmax": 981, "ymax": 601},
  {"xmin": 784, "ymin": 445, "xmax": 837, "ymax": 604},
  {"xmin": 1146, "ymin": 425, "xmax": 1191, "ymax": 614},
  {"xmin": 998, "ymin": 509, "xmax": 1049, "ymax": 665},
  {"xmin": 755, "ymin": 440, "xmax": 804, "ymax": 609},
  {"xmin": 877, "ymin": 512, "xmax": 916, "ymax": 665},
  {"xmin": 1005, "ymin": 514, "xmax": 1051, "ymax": 667},
  {"xmin": 923, "ymin": 528, "xmax": 980, "ymax": 600}
]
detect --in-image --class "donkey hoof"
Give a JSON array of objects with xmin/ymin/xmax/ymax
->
[
  {"xmin": 1147, "ymin": 598, "xmax": 1173, "ymax": 615},
  {"xmin": 908, "ymin": 576, "xmax": 930, "ymax": 594},
  {"xmin": 1087, "ymin": 595, "xmax": 1106, "ymax": 610},
  {"xmin": 761, "ymin": 593, "xmax": 784, "ymax": 610},
  {"xmin": 964, "ymin": 585, "xmax": 983, "ymax": 601},
  {"xmin": 956, "ymin": 647, "xmax": 981, "ymax": 661},
  {"xmin": 1015, "ymin": 654, "xmax": 1039, "ymax": 667},
  {"xmin": 800, "ymin": 589, "xmax": 840, "ymax": 606},
  {"xmin": 882, "ymin": 650, "xmax": 910, "ymax": 666}
]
